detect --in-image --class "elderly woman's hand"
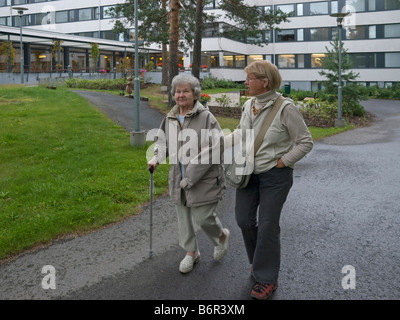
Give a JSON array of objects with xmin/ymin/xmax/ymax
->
[{"xmin": 147, "ymin": 159, "xmax": 158, "ymax": 173}]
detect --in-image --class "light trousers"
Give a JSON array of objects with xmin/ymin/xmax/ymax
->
[{"xmin": 175, "ymin": 199, "xmax": 223, "ymax": 252}]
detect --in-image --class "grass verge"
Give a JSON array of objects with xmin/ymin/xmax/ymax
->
[{"xmin": 0, "ymin": 86, "xmax": 169, "ymax": 260}]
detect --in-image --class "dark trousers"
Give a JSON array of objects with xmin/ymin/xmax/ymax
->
[{"xmin": 235, "ymin": 167, "xmax": 293, "ymax": 283}]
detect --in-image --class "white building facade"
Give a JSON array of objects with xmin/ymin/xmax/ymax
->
[{"xmin": 0, "ymin": 0, "xmax": 399, "ymax": 89}]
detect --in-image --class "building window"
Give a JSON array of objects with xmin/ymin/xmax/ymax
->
[
  {"xmin": 78, "ymin": 8, "xmax": 92, "ymax": 21},
  {"xmin": 385, "ymin": 53, "xmax": 400, "ymax": 67},
  {"xmin": 384, "ymin": 0, "xmax": 400, "ymax": 10},
  {"xmin": 276, "ymin": 29, "xmax": 295, "ymax": 42},
  {"xmin": 262, "ymin": 6, "xmax": 272, "ymax": 14},
  {"xmin": 384, "ymin": 24, "xmax": 400, "ymax": 38},
  {"xmin": 297, "ymin": 4, "xmax": 303, "ymax": 16},
  {"xmin": 310, "ymin": 1, "xmax": 329, "ymax": 15},
  {"xmin": 265, "ymin": 55, "xmax": 272, "ymax": 63},
  {"xmin": 346, "ymin": 26, "xmax": 366, "ymax": 39},
  {"xmin": 103, "ymin": 6, "xmax": 117, "ymax": 19},
  {"xmin": 369, "ymin": 26, "xmax": 376, "ymax": 38},
  {"xmin": 248, "ymin": 55, "xmax": 263, "ymax": 65},
  {"xmin": 351, "ymin": 53, "xmax": 369, "ymax": 68},
  {"xmin": 204, "ymin": 0, "xmax": 221, "ymax": 9},
  {"xmin": 101, "ymin": 30, "xmax": 118, "ymax": 41},
  {"xmin": 331, "ymin": 1, "xmax": 339, "ymax": 13},
  {"xmin": 298, "ymin": 54, "xmax": 305, "ymax": 68},
  {"xmin": 276, "ymin": 4, "xmax": 295, "ymax": 15},
  {"xmin": 278, "ymin": 54, "xmax": 295, "ymax": 68},
  {"xmin": 210, "ymin": 55, "xmax": 219, "ymax": 67},
  {"xmin": 223, "ymin": 55, "xmax": 234, "ymax": 67},
  {"xmin": 368, "ymin": 0, "xmax": 376, "ymax": 11},
  {"xmin": 310, "ymin": 28, "xmax": 330, "ymax": 41},
  {"xmin": 247, "ymin": 32, "xmax": 263, "ymax": 44},
  {"xmin": 236, "ymin": 55, "xmax": 245, "ymax": 68},
  {"xmin": 311, "ymin": 54, "xmax": 326, "ymax": 68},
  {"xmin": 297, "ymin": 29, "xmax": 304, "ymax": 41},
  {"xmin": 56, "ymin": 11, "xmax": 69, "ymax": 23},
  {"xmin": 346, "ymin": 0, "xmax": 366, "ymax": 12},
  {"xmin": 264, "ymin": 30, "xmax": 272, "ymax": 42}
]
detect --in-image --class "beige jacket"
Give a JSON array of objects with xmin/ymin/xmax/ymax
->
[
  {"xmin": 225, "ymin": 91, "xmax": 313, "ymax": 174},
  {"xmin": 152, "ymin": 101, "xmax": 225, "ymax": 207}
]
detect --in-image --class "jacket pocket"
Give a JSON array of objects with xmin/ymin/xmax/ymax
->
[{"xmin": 186, "ymin": 172, "xmax": 225, "ymax": 207}]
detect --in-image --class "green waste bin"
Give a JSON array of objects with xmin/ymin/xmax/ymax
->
[{"xmin": 284, "ymin": 84, "xmax": 291, "ymax": 95}]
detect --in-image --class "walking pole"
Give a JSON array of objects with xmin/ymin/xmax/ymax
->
[{"xmin": 148, "ymin": 165, "xmax": 154, "ymax": 258}]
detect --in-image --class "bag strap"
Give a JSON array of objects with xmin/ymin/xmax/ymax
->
[{"xmin": 253, "ymin": 95, "xmax": 285, "ymax": 155}]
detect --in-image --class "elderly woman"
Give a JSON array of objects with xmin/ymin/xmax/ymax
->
[
  {"xmin": 148, "ymin": 73, "xmax": 230, "ymax": 274},
  {"xmin": 225, "ymin": 60, "xmax": 313, "ymax": 299}
]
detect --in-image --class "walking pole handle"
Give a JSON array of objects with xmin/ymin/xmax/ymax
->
[{"xmin": 148, "ymin": 165, "xmax": 155, "ymax": 174}]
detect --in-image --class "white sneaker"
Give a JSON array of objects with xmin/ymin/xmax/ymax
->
[
  {"xmin": 214, "ymin": 228, "xmax": 230, "ymax": 261},
  {"xmin": 179, "ymin": 251, "xmax": 200, "ymax": 274}
]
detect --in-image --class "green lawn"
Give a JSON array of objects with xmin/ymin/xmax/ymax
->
[{"xmin": 0, "ymin": 86, "xmax": 169, "ymax": 260}]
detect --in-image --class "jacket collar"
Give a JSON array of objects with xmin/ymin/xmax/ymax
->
[
  {"xmin": 245, "ymin": 91, "xmax": 281, "ymax": 119},
  {"xmin": 254, "ymin": 90, "xmax": 279, "ymax": 104},
  {"xmin": 167, "ymin": 101, "xmax": 207, "ymax": 119}
]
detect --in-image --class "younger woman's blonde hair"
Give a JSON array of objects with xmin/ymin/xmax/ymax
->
[{"xmin": 244, "ymin": 60, "xmax": 282, "ymax": 91}]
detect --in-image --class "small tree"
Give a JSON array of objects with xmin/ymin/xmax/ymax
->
[
  {"xmin": 319, "ymin": 37, "xmax": 366, "ymax": 116},
  {"xmin": 90, "ymin": 43, "xmax": 100, "ymax": 72},
  {"xmin": 0, "ymin": 41, "xmax": 16, "ymax": 72},
  {"xmin": 51, "ymin": 40, "xmax": 64, "ymax": 72}
]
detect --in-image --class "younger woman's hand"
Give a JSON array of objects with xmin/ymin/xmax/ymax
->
[{"xmin": 276, "ymin": 158, "xmax": 286, "ymax": 168}]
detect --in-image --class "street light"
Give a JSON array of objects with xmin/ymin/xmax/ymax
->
[
  {"xmin": 330, "ymin": 12, "xmax": 350, "ymax": 127},
  {"xmin": 130, "ymin": 0, "xmax": 145, "ymax": 146},
  {"xmin": 13, "ymin": 7, "xmax": 28, "ymax": 84}
]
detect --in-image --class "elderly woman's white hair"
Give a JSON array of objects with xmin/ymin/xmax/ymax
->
[{"xmin": 170, "ymin": 73, "xmax": 202, "ymax": 101}]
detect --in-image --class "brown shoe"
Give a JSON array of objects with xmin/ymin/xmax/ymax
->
[{"xmin": 251, "ymin": 282, "xmax": 278, "ymax": 300}]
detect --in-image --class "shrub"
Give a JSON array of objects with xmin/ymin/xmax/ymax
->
[
  {"xmin": 201, "ymin": 77, "xmax": 246, "ymax": 90},
  {"xmin": 215, "ymin": 94, "xmax": 232, "ymax": 108},
  {"xmin": 65, "ymin": 78, "xmax": 135, "ymax": 91},
  {"xmin": 299, "ymin": 99, "xmax": 338, "ymax": 128}
]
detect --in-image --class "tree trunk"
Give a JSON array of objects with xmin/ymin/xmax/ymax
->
[
  {"xmin": 161, "ymin": 0, "xmax": 168, "ymax": 87},
  {"xmin": 168, "ymin": 0, "xmax": 181, "ymax": 107},
  {"xmin": 191, "ymin": 0, "xmax": 204, "ymax": 80}
]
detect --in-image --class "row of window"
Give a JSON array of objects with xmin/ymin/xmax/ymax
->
[
  {"xmin": 200, "ymin": 52, "xmax": 400, "ymax": 69},
  {"xmin": 2, "ymin": 10, "xmax": 399, "ymax": 44},
  {"xmin": 2, "ymin": 0, "xmax": 400, "ymax": 11},
  {"xmin": 275, "ymin": 52, "xmax": 400, "ymax": 69},
  {"xmin": 0, "ymin": 5, "xmax": 115, "ymax": 26},
  {"xmin": 203, "ymin": 22, "xmax": 400, "ymax": 43},
  {"xmin": 0, "ymin": 42, "xmax": 129, "ymax": 73},
  {"xmin": 204, "ymin": 0, "xmax": 400, "ymax": 14},
  {"xmin": 0, "ymin": 0, "xmax": 57, "ymax": 6}
]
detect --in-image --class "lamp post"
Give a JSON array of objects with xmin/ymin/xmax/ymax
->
[
  {"xmin": 330, "ymin": 12, "xmax": 350, "ymax": 127},
  {"xmin": 130, "ymin": 0, "xmax": 145, "ymax": 146},
  {"xmin": 13, "ymin": 7, "xmax": 28, "ymax": 84}
]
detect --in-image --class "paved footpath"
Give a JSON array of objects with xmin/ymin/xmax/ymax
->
[{"xmin": 0, "ymin": 94, "xmax": 399, "ymax": 303}]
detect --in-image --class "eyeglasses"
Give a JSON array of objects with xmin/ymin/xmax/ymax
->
[{"xmin": 245, "ymin": 77, "xmax": 260, "ymax": 82}]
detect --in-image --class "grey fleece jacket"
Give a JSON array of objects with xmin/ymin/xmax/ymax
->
[{"xmin": 225, "ymin": 91, "xmax": 313, "ymax": 174}]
